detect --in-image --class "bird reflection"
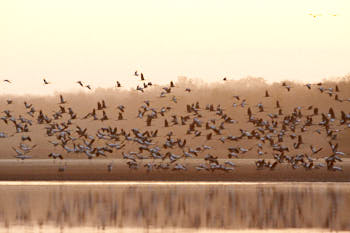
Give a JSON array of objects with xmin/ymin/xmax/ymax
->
[{"xmin": 0, "ymin": 183, "xmax": 348, "ymax": 231}]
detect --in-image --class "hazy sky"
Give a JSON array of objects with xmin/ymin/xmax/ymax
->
[{"xmin": 1, "ymin": 0, "xmax": 350, "ymax": 95}]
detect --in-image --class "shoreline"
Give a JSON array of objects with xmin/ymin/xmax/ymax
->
[{"xmin": 0, "ymin": 159, "xmax": 349, "ymax": 182}]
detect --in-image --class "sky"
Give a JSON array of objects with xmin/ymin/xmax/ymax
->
[{"xmin": 1, "ymin": 0, "xmax": 350, "ymax": 95}]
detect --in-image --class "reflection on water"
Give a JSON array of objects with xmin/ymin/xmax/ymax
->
[{"xmin": 0, "ymin": 182, "xmax": 349, "ymax": 232}]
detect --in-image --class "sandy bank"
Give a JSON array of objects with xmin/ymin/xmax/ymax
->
[{"xmin": 0, "ymin": 159, "xmax": 349, "ymax": 182}]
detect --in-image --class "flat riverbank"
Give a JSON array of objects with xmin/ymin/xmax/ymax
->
[{"xmin": 0, "ymin": 159, "xmax": 349, "ymax": 182}]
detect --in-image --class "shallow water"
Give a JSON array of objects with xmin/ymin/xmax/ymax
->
[{"xmin": 0, "ymin": 182, "xmax": 349, "ymax": 232}]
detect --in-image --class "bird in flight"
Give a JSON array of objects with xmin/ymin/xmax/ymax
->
[
  {"xmin": 59, "ymin": 94, "xmax": 67, "ymax": 104},
  {"xmin": 77, "ymin": 81, "xmax": 84, "ymax": 87},
  {"xmin": 43, "ymin": 78, "xmax": 50, "ymax": 85}
]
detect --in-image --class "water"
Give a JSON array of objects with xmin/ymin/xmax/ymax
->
[{"xmin": 0, "ymin": 182, "xmax": 349, "ymax": 232}]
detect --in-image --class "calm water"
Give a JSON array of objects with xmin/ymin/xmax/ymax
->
[{"xmin": 0, "ymin": 182, "xmax": 349, "ymax": 232}]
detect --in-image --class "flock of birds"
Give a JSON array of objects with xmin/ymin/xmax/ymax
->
[{"xmin": 0, "ymin": 72, "xmax": 349, "ymax": 174}]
